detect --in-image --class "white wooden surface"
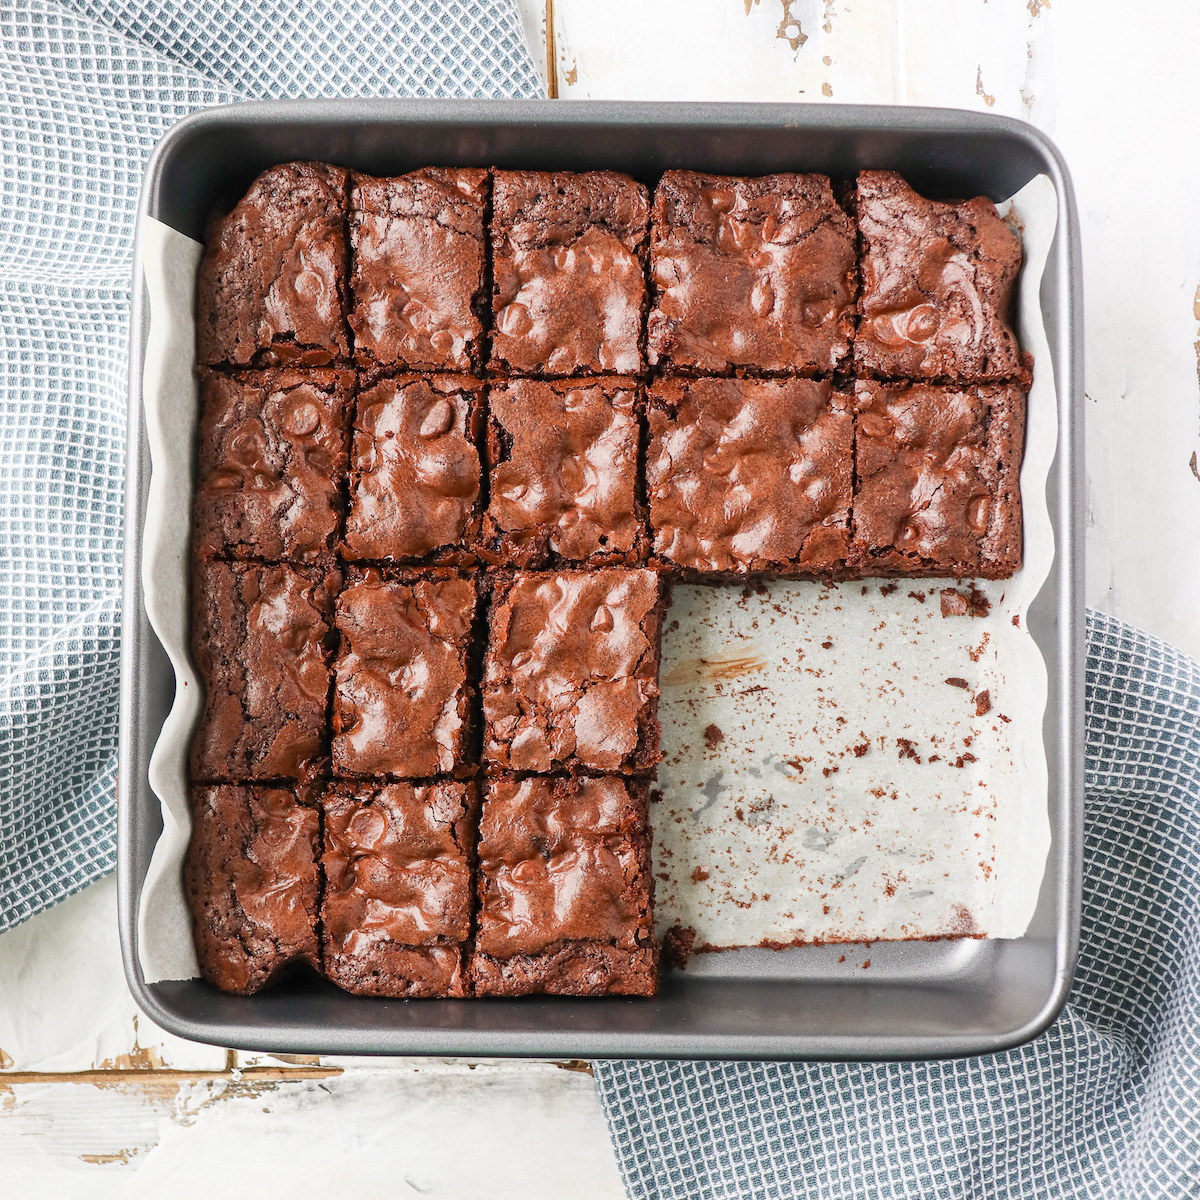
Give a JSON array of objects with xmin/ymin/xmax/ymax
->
[{"xmin": 4, "ymin": 2, "xmax": 1199, "ymax": 1193}]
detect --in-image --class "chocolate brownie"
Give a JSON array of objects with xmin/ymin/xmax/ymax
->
[
  {"xmin": 190, "ymin": 561, "xmax": 336, "ymax": 781},
  {"xmin": 192, "ymin": 367, "xmax": 353, "ymax": 563},
  {"xmin": 321, "ymin": 781, "xmax": 477, "ymax": 997},
  {"xmin": 489, "ymin": 170, "xmax": 649, "ymax": 376},
  {"xmin": 482, "ymin": 568, "xmax": 663, "ymax": 775},
  {"xmin": 185, "ymin": 784, "xmax": 320, "ymax": 994},
  {"xmin": 854, "ymin": 170, "xmax": 1030, "ymax": 383},
  {"xmin": 197, "ymin": 162, "xmax": 350, "ymax": 368},
  {"xmin": 647, "ymin": 171, "xmax": 857, "ymax": 375},
  {"xmin": 349, "ymin": 168, "xmax": 488, "ymax": 372},
  {"xmin": 646, "ymin": 377, "xmax": 853, "ymax": 577},
  {"xmin": 472, "ymin": 775, "xmax": 657, "ymax": 996},
  {"xmin": 851, "ymin": 379, "xmax": 1025, "ymax": 578},
  {"xmin": 483, "ymin": 378, "xmax": 644, "ymax": 567},
  {"xmin": 331, "ymin": 570, "xmax": 478, "ymax": 778},
  {"xmin": 343, "ymin": 374, "xmax": 483, "ymax": 564}
]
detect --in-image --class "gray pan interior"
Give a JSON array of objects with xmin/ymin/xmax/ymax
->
[{"xmin": 118, "ymin": 99, "xmax": 1084, "ymax": 1060}]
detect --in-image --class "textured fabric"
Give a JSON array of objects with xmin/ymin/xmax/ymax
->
[
  {"xmin": 596, "ymin": 608, "xmax": 1200, "ymax": 1199},
  {"xmin": 0, "ymin": 0, "xmax": 541, "ymax": 933}
]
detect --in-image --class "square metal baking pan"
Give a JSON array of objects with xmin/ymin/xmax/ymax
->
[{"xmin": 118, "ymin": 99, "xmax": 1083, "ymax": 1060}]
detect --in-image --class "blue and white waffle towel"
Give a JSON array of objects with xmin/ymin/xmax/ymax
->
[
  {"xmin": 596, "ymin": 610, "xmax": 1200, "ymax": 1199},
  {"xmin": 0, "ymin": 0, "xmax": 541, "ymax": 933}
]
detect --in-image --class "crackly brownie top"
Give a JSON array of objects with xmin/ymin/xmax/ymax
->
[
  {"xmin": 490, "ymin": 170, "xmax": 649, "ymax": 376},
  {"xmin": 483, "ymin": 568, "xmax": 661, "ymax": 774},
  {"xmin": 485, "ymin": 378, "xmax": 641, "ymax": 565},
  {"xmin": 475, "ymin": 775, "xmax": 651, "ymax": 958},
  {"xmin": 648, "ymin": 171, "xmax": 857, "ymax": 374},
  {"xmin": 349, "ymin": 168, "xmax": 487, "ymax": 372},
  {"xmin": 190, "ymin": 562, "xmax": 335, "ymax": 781},
  {"xmin": 332, "ymin": 571, "xmax": 476, "ymax": 778},
  {"xmin": 322, "ymin": 782, "xmax": 475, "ymax": 953},
  {"xmin": 343, "ymin": 374, "xmax": 482, "ymax": 562},
  {"xmin": 197, "ymin": 162, "xmax": 349, "ymax": 367},
  {"xmin": 193, "ymin": 368, "xmax": 352, "ymax": 563},
  {"xmin": 186, "ymin": 784, "xmax": 320, "ymax": 993},
  {"xmin": 852, "ymin": 379, "xmax": 1025, "ymax": 574},
  {"xmin": 647, "ymin": 377, "xmax": 853, "ymax": 574},
  {"xmin": 854, "ymin": 170, "xmax": 1026, "ymax": 382}
]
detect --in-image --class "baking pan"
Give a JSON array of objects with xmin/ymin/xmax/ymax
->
[{"xmin": 118, "ymin": 99, "xmax": 1083, "ymax": 1060}]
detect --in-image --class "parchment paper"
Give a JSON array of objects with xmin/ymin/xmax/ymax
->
[{"xmin": 136, "ymin": 175, "xmax": 1057, "ymax": 982}]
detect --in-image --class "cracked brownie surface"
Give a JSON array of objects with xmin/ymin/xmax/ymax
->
[
  {"xmin": 647, "ymin": 170, "xmax": 857, "ymax": 374},
  {"xmin": 321, "ymin": 781, "xmax": 477, "ymax": 997},
  {"xmin": 185, "ymin": 784, "xmax": 321, "ymax": 994}
]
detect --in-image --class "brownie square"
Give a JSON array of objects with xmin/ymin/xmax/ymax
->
[
  {"xmin": 321, "ymin": 781, "xmax": 477, "ymax": 997},
  {"xmin": 851, "ymin": 379, "xmax": 1025, "ymax": 578},
  {"xmin": 854, "ymin": 170, "xmax": 1030, "ymax": 383},
  {"xmin": 349, "ymin": 168, "xmax": 488, "ymax": 373},
  {"xmin": 197, "ymin": 162, "xmax": 350, "ymax": 368},
  {"xmin": 647, "ymin": 171, "xmax": 857, "ymax": 375},
  {"xmin": 185, "ymin": 784, "xmax": 320, "ymax": 994},
  {"xmin": 482, "ymin": 567, "xmax": 663, "ymax": 775},
  {"xmin": 483, "ymin": 378, "xmax": 645, "ymax": 567},
  {"xmin": 190, "ymin": 561, "xmax": 336, "ymax": 781},
  {"xmin": 331, "ymin": 570, "xmax": 478, "ymax": 778},
  {"xmin": 489, "ymin": 170, "xmax": 649, "ymax": 376},
  {"xmin": 646, "ymin": 377, "xmax": 853, "ymax": 577},
  {"xmin": 343, "ymin": 374, "xmax": 483, "ymax": 564},
  {"xmin": 472, "ymin": 775, "xmax": 658, "ymax": 997},
  {"xmin": 192, "ymin": 367, "xmax": 354, "ymax": 563}
]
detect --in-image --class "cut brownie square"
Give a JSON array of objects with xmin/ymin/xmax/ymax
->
[
  {"xmin": 321, "ymin": 781, "xmax": 477, "ymax": 997},
  {"xmin": 854, "ymin": 170, "xmax": 1030, "ymax": 383},
  {"xmin": 647, "ymin": 171, "xmax": 857, "ymax": 375},
  {"xmin": 483, "ymin": 378, "xmax": 645, "ymax": 567},
  {"xmin": 489, "ymin": 170, "xmax": 649, "ymax": 376},
  {"xmin": 190, "ymin": 561, "xmax": 336, "ymax": 781},
  {"xmin": 192, "ymin": 367, "xmax": 354, "ymax": 563},
  {"xmin": 185, "ymin": 784, "xmax": 320, "ymax": 994},
  {"xmin": 472, "ymin": 775, "xmax": 657, "ymax": 997},
  {"xmin": 343, "ymin": 374, "xmax": 483, "ymax": 564},
  {"xmin": 197, "ymin": 162, "xmax": 350, "ymax": 368},
  {"xmin": 851, "ymin": 379, "xmax": 1026, "ymax": 579},
  {"xmin": 482, "ymin": 568, "xmax": 663, "ymax": 775},
  {"xmin": 349, "ymin": 168, "xmax": 488, "ymax": 372},
  {"xmin": 331, "ymin": 569, "xmax": 478, "ymax": 779},
  {"xmin": 646, "ymin": 376, "xmax": 853, "ymax": 577}
]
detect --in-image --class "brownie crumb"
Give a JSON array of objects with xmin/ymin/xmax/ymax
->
[
  {"xmin": 853, "ymin": 742, "xmax": 869, "ymax": 757},
  {"xmin": 945, "ymin": 677, "xmax": 970, "ymax": 690},
  {"xmin": 897, "ymin": 738, "xmax": 921, "ymax": 763},
  {"xmin": 908, "ymin": 590, "xmax": 926, "ymax": 603},
  {"xmin": 691, "ymin": 865, "xmax": 710, "ymax": 883},
  {"xmin": 704, "ymin": 723, "xmax": 724, "ymax": 749},
  {"xmin": 1012, "ymin": 613, "xmax": 1021, "ymax": 627},
  {"xmin": 974, "ymin": 689, "xmax": 992, "ymax": 716},
  {"xmin": 940, "ymin": 586, "xmax": 991, "ymax": 618},
  {"xmin": 821, "ymin": 640, "xmax": 833, "ymax": 649},
  {"xmin": 663, "ymin": 922, "xmax": 697, "ymax": 970},
  {"xmin": 880, "ymin": 583, "xmax": 898, "ymax": 596}
]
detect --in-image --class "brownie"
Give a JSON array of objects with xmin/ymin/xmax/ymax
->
[
  {"xmin": 343, "ymin": 374, "xmax": 483, "ymax": 564},
  {"xmin": 349, "ymin": 168, "xmax": 488, "ymax": 372},
  {"xmin": 483, "ymin": 378, "xmax": 644, "ymax": 567},
  {"xmin": 646, "ymin": 376, "xmax": 853, "ymax": 577},
  {"xmin": 321, "ymin": 781, "xmax": 477, "ymax": 997},
  {"xmin": 851, "ymin": 379, "xmax": 1025, "ymax": 578},
  {"xmin": 482, "ymin": 567, "xmax": 663, "ymax": 775},
  {"xmin": 197, "ymin": 162, "xmax": 350, "ymax": 368},
  {"xmin": 192, "ymin": 367, "xmax": 354, "ymax": 563},
  {"xmin": 190, "ymin": 561, "xmax": 336, "ymax": 781},
  {"xmin": 185, "ymin": 784, "xmax": 320, "ymax": 994},
  {"xmin": 647, "ymin": 171, "xmax": 857, "ymax": 375},
  {"xmin": 854, "ymin": 170, "xmax": 1030, "ymax": 383},
  {"xmin": 489, "ymin": 170, "xmax": 649, "ymax": 376},
  {"xmin": 472, "ymin": 775, "xmax": 657, "ymax": 997},
  {"xmin": 331, "ymin": 570, "xmax": 478, "ymax": 778}
]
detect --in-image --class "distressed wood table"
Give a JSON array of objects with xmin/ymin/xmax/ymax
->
[{"xmin": 4, "ymin": 1, "xmax": 1198, "ymax": 1192}]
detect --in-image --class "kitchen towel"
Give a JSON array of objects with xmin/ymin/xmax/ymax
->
[
  {"xmin": 0, "ymin": 0, "xmax": 541, "ymax": 933},
  {"xmin": 595, "ymin": 608, "xmax": 1200, "ymax": 1199}
]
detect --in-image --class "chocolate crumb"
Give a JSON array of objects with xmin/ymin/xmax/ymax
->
[
  {"xmin": 861, "ymin": 586, "xmax": 868, "ymax": 595},
  {"xmin": 974, "ymin": 689, "xmax": 991, "ymax": 716},
  {"xmin": 862, "ymin": 959, "xmax": 871, "ymax": 969},
  {"xmin": 945, "ymin": 677, "xmax": 970, "ymax": 689},
  {"xmin": 880, "ymin": 583, "xmax": 898, "ymax": 596},
  {"xmin": 821, "ymin": 640, "xmax": 833, "ymax": 649},
  {"xmin": 998, "ymin": 713, "xmax": 1011, "ymax": 724},
  {"xmin": 940, "ymin": 586, "xmax": 991, "ymax": 618},
  {"xmin": 908, "ymin": 590, "xmax": 926, "ymax": 603},
  {"xmin": 663, "ymin": 922, "xmax": 697, "ymax": 970},
  {"xmin": 704, "ymin": 723, "xmax": 724, "ymax": 749},
  {"xmin": 691, "ymin": 865, "xmax": 710, "ymax": 883},
  {"xmin": 823, "ymin": 765, "xmax": 839, "ymax": 777},
  {"xmin": 1012, "ymin": 614, "xmax": 1020, "ymax": 627},
  {"xmin": 853, "ymin": 742, "xmax": 869, "ymax": 757},
  {"xmin": 897, "ymin": 737, "xmax": 921, "ymax": 763},
  {"xmin": 838, "ymin": 954, "xmax": 845, "ymax": 962}
]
